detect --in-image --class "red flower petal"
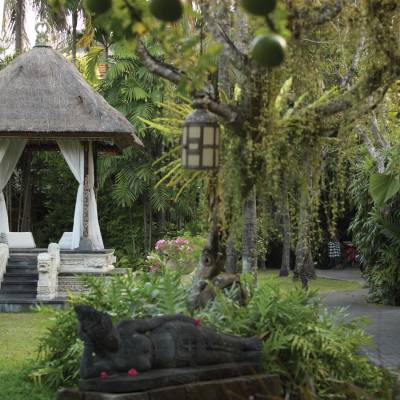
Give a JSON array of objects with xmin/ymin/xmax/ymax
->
[
  {"xmin": 100, "ymin": 371, "xmax": 109, "ymax": 379},
  {"xmin": 128, "ymin": 368, "xmax": 138, "ymax": 377},
  {"xmin": 194, "ymin": 318, "xmax": 201, "ymax": 327}
]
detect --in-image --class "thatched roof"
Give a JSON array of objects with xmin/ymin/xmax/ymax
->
[{"xmin": 0, "ymin": 47, "xmax": 143, "ymax": 149}]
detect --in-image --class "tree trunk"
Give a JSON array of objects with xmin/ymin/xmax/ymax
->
[
  {"xmin": 242, "ymin": 186, "xmax": 257, "ymax": 277},
  {"xmin": 225, "ymin": 230, "xmax": 237, "ymax": 274},
  {"xmin": 280, "ymin": 179, "xmax": 291, "ymax": 277},
  {"xmin": 187, "ymin": 175, "xmax": 225, "ymax": 311},
  {"xmin": 71, "ymin": 10, "xmax": 78, "ymax": 64},
  {"xmin": 148, "ymin": 203, "xmax": 153, "ymax": 251},
  {"xmin": 294, "ymin": 153, "xmax": 316, "ymax": 288},
  {"xmin": 159, "ymin": 209, "xmax": 166, "ymax": 238},
  {"xmin": 143, "ymin": 204, "xmax": 148, "ymax": 252},
  {"xmin": 15, "ymin": 0, "xmax": 23, "ymax": 53}
]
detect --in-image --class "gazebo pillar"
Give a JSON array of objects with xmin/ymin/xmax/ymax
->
[{"xmin": 79, "ymin": 141, "xmax": 94, "ymax": 251}]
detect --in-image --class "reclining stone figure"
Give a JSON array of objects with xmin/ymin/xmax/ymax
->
[{"xmin": 75, "ymin": 305, "xmax": 262, "ymax": 379}]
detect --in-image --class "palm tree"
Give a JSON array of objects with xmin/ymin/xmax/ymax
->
[
  {"xmin": 2, "ymin": 0, "xmax": 27, "ymax": 52},
  {"xmin": 95, "ymin": 47, "xmax": 199, "ymax": 253}
]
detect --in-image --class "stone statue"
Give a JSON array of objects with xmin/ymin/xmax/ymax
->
[{"xmin": 75, "ymin": 305, "xmax": 262, "ymax": 380}]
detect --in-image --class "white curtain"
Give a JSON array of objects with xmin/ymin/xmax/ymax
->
[
  {"xmin": 87, "ymin": 142, "xmax": 104, "ymax": 250},
  {"xmin": 0, "ymin": 139, "xmax": 27, "ymax": 234},
  {"xmin": 57, "ymin": 140, "xmax": 104, "ymax": 250}
]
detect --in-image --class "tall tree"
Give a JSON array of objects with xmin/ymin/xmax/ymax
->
[{"xmin": 80, "ymin": 0, "xmax": 400, "ymax": 303}]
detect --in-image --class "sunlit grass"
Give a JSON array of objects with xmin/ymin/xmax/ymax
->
[
  {"xmin": 258, "ymin": 271, "xmax": 363, "ymax": 293},
  {"xmin": 0, "ymin": 312, "xmax": 55, "ymax": 400}
]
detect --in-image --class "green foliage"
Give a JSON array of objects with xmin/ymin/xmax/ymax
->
[
  {"xmin": 30, "ymin": 268, "xmax": 396, "ymax": 398},
  {"xmin": 350, "ymin": 150, "xmax": 400, "ymax": 305},
  {"xmin": 30, "ymin": 268, "xmax": 188, "ymax": 387},
  {"xmin": 369, "ymin": 173, "xmax": 400, "ymax": 207},
  {"xmin": 199, "ymin": 281, "xmax": 395, "ymax": 399}
]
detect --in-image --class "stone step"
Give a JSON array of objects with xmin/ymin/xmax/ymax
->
[
  {"xmin": 8, "ymin": 254, "xmax": 37, "ymax": 260},
  {"xmin": 0, "ymin": 288, "xmax": 37, "ymax": 299},
  {"xmin": 6, "ymin": 266, "xmax": 37, "ymax": 274},
  {"xmin": 7, "ymin": 260, "xmax": 37, "ymax": 267},
  {"xmin": 4, "ymin": 272, "xmax": 39, "ymax": 279},
  {"xmin": 0, "ymin": 297, "xmax": 65, "ymax": 312},
  {"xmin": 1, "ymin": 281, "xmax": 38, "ymax": 291}
]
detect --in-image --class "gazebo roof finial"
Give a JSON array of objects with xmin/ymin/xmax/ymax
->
[{"xmin": 34, "ymin": 22, "xmax": 51, "ymax": 48}]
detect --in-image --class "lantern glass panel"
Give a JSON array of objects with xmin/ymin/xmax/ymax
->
[
  {"xmin": 215, "ymin": 150, "xmax": 219, "ymax": 167},
  {"xmin": 203, "ymin": 148, "xmax": 214, "ymax": 167},
  {"xmin": 189, "ymin": 141, "xmax": 200, "ymax": 151},
  {"xmin": 189, "ymin": 126, "xmax": 201, "ymax": 139},
  {"xmin": 188, "ymin": 154, "xmax": 200, "ymax": 167},
  {"xmin": 203, "ymin": 127, "xmax": 215, "ymax": 145}
]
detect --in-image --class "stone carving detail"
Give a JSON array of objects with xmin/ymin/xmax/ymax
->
[
  {"xmin": 83, "ymin": 176, "xmax": 90, "ymax": 239},
  {"xmin": 37, "ymin": 243, "xmax": 60, "ymax": 300},
  {"xmin": 0, "ymin": 243, "xmax": 9, "ymax": 289},
  {"xmin": 75, "ymin": 305, "xmax": 262, "ymax": 381},
  {"xmin": 0, "ymin": 233, "xmax": 8, "ymax": 245}
]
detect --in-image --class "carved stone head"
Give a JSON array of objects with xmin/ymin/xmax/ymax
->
[{"xmin": 74, "ymin": 305, "xmax": 120, "ymax": 354}]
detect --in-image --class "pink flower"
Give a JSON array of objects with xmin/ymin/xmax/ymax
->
[
  {"xmin": 128, "ymin": 368, "xmax": 138, "ymax": 377},
  {"xmin": 149, "ymin": 265, "xmax": 160, "ymax": 273},
  {"xmin": 100, "ymin": 371, "xmax": 109, "ymax": 379},
  {"xmin": 155, "ymin": 240, "xmax": 166, "ymax": 251},
  {"xmin": 175, "ymin": 238, "xmax": 189, "ymax": 246},
  {"xmin": 194, "ymin": 318, "xmax": 201, "ymax": 327}
]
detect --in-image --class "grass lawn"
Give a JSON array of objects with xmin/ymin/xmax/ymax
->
[
  {"xmin": 0, "ymin": 312, "xmax": 55, "ymax": 400},
  {"xmin": 259, "ymin": 271, "xmax": 363, "ymax": 292}
]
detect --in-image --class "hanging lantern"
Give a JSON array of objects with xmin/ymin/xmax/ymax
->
[{"xmin": 181, "ymin": 100, "xmax": 220, "ymax": 170}]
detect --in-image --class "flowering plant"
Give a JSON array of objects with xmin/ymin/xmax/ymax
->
[{"xmin": 146, "ymin": 237, "xmax": 195, "ymax": 274}]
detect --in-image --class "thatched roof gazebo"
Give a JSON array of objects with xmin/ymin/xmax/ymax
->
[
  {"xmin": 0, "ymin": 47, "xmax": 142, "ymax": 149},
  {"xmin": 0, "ymin": 26, "xmax": 142, "ymax": 252}
]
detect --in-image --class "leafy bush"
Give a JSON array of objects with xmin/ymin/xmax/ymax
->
[
  {"xmin": 29, "ymin": 268, "xmax": 395, "ymax": 399},
  {"xmin": 146, "ymin": 237, "xmax": 195, "ymax": 274},
  {"xmin": 199, "ymin": 280, "xmax": 395, "ymax": 398},
  {"xmin": 350, "ymin": 154, "xmax": 400, "ymax": 305},
  {"xmin": 29, "ymin": 268, "xmax": 187, "ymax": 387}
]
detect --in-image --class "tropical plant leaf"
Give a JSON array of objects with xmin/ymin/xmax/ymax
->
[{"xmin": 369, "ymin": 173, "xmax": 400, "ymax": 206}]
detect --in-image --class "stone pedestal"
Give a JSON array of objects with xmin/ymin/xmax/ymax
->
[
  {"xmin": 58, "ymin": 374, "xmax": 282, "ymax": 400},
  {"xmin": 60, "ymin": 250, "xmax": 116, "ymax": 274}
]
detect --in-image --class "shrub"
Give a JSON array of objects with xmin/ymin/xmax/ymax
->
[
  {"xmin": 146, "ymin": 237, "xmax": 195, "ymax": 274},
  {"xmin": 30, "ymin": 266, "xmax": 396, "ymax": 399},
  {"xmin": 350, "ymin": 154, "xmax": 400, "ymax": 305}
]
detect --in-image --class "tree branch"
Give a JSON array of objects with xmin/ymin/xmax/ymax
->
[
  {"xmin": 340, "ymin": 34, "xmax": 366, "ymax": 89},
  {"xmin": 286, "ymin": 0, "xmax": 344, "ymax": 31},
  {"xmin": 135, "ymin": 40, "xmax": 239, "ymax": 123},
  {"xmin": 314, "ymin": 0, "xmax": 343, "ymax": 25},
  {"xmin": 356, "ymin": 125, "xmax": 386, "ymax": 173},
  {"xmin": 136, "ymin": 40, "xmax": 182, "ymax": 85},
  {"xmin": 370, "ymin": 113, "xmax": 390, "ymax": 150},
  {"xmin": 197, "ymin": 0, "xmax": 249, "ymax": 72}
]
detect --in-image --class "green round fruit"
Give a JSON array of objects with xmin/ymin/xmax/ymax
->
[
  {"xmin": 85, "ymin": 0, "xmax": 112, "ymax": 15},
  {"xmin": 150, "ymin": 0, "xmax": 183, "ymax": 22},
  {"xmin": 241, "ymin": 0, "xmax": 277, "ymax": 16},
  {"xmin": 251, "ymin": 34, "xmax": 286, "ymax": 68}
]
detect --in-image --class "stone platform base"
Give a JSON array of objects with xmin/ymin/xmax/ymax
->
[{"xmin": 58, "ymin": 374, "xmax": 282, "ymax": 400}]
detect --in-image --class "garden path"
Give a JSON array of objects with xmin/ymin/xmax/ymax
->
[{"xmin": 320, "ymin": 268, "xmax": 400, "ymax": 372}]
